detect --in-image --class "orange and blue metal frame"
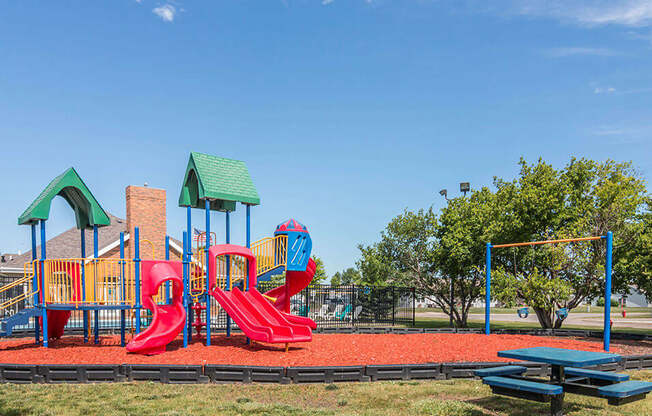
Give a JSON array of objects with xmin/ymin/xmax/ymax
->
[{"xmin": 484, "ymin": 233, "xmax": 613, "ymax": 351}]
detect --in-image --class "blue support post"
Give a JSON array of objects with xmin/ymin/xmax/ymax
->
[
  {"xmin": 246, "ymin": 205, "xmax": 251, "ymax": 291},
  {"xmin": 182, "ymin": 231, "xmax": 189, "ymax": 348},
  {"xmin": 134, "ymin": 227, "xmax": 141, "ymax": 334},
  {"xmin": 165, "ymin": 236, "xmax": 171, "ymax": 304},
  {"xmin": 119, "ymin": 232, "xmax": 126, "ymax": 347},
  {"xmin": 31, "ymin": 224, "xmax": 39, "ymax": 344},
  {"xmin": 604, "ymin": 231, "xmax": 613, "ymax": 352},
  {"xmin": 205, "ymin": 200, "xmax": 212, "ymax": 345},
  {"xmin": 93, "ymin": 225, "xmax": 99, "ymax": 344},
  {"xmin": 485, "ymin": 243, "xmax": 491, "ymax": 336},
  {"xmin": 225, "ymin": 210, "xmax": 231, "ymax": 338},
  {"xmin": 81, "ymin": 229, "xmax": 88, "ymax": 343},
  {"xmin": 245, "ymin": 205, "xmax": 251, "ymax": 345},
  {"xmin": 40, "ymin": 220, "xmax": 48, "ymax": 348},
  {"xmin": 186, "ymin": 206, "xmax": 193, "ymax": 343}
]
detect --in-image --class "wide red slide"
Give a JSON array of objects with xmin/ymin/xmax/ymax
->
[
  {"xmin": 211, "ymin": 287, "xmax": 312, "ymax": 343},
  {"xmin": 208, "ymin": 244, "xmax": 314, "ymax": 343},
  {"xmin": 126, "ymin": 261, "xmax": 186, "ymax": 355}
]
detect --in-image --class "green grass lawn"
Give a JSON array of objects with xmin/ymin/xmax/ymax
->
[
  {"xmin": 413, "ymin": 316, "xmax": 652, "ymax": 336},
  {"xmin": 0, "ymin": 370, "xmax": 650, "ymax": 415}
]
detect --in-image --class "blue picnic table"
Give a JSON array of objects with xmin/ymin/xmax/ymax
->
[{"xmin": 475, "ymin": 347, "xmax": 652, "ymax": 416}]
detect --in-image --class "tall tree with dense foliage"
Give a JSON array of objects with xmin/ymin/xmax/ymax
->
[
  {"xmin": 490, "ymin": 158, "xmax": 648, "ymax": 328},
  {"xmin": 310, "ymin": 254, "xmax": 328, "ymax": 285},
  {"xmin": 330, "ymin": 267, "xmax": 361, "ymax": 286},
  {"xmin": 433, "ymin": 188, "xmax": 496, "ymax": 326},
  {"xmin": 356, "ymin": 206, "xmax": 490, "ymax": 327}
]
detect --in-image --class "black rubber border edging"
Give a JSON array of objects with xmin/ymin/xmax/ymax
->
[{"xmin": 0, "ymin": 356, "xmax": 650, "ymax": 384}]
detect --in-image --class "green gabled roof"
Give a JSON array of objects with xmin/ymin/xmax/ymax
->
[
  {"xmin": 178, "ymin": 152, "xmax": 260, "ymax": 211},
  {"xmin": 18, "ymin": 167, "xmax": 111, "ymax": 229}
]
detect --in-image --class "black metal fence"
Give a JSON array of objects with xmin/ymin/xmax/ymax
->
[{"xmin": 0, "ymin": 278, "xmax": 416, "ymax": 335}]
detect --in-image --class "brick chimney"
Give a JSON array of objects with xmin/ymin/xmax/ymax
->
[{"xmin": 125, "ymin": 185, "xmax": 166, "ymax": 260}]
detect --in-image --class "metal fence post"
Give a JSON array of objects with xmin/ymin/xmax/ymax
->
[
  {"xmin": 392, "ymin": 286, "xmax": 395, "ymax": 326},
  {"xmin": 412, "ymin": 287, "xmax": 416, "ymax": 327}
]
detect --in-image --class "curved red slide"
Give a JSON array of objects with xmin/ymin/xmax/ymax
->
[
  {"xmin": 264, "ymin": 258, "xmax": 317, "ymax": 329},
  {"xmin": 126, "ymin": 261, "xmax": 186, "ymax": 355}
]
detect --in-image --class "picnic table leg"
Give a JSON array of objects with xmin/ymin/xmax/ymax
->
[
  {"xmin": 550, "ymin": 365, "xmax": 565, "ymax": 416},
  {"xmin": 551, "ymin": 393, "xmax": 564, "ymax": 416},
  {"xmin": 551, "ymin": 365, "xmax": 565, "ymax": 383}
]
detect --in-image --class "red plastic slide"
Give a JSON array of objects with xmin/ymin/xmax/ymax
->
[
  {"xmin": 264, "ymin": 258, "xmax": 317, "ymax": 329},
  {"xmin": 208, "ymin": 244, "xmax": 313, "ymax": 343},
  {"xmin": 126, "ymin": 261, "xmax": 186, "ymax": 355},
  {"xmin": 211, "ymin": 287, "xmax": 312, "ymax": 343}
]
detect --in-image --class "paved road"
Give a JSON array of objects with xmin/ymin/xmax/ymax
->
[{"xmin": 418, "ymin": 312, "xmax": 652, "ymax": 330}]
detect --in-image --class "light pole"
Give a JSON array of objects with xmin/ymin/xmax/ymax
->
[{"xmin": 439, "ymin": 182, "xmax": 470, "ymax": 327}]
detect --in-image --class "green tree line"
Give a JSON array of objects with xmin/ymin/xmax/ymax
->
[{"xmin": 329, "ymin": 157, "xmax": 650, "ymax": 329}]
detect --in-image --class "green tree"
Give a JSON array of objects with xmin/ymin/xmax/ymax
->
[
  {"xmin": 615, "ymin": 198, "xmax": 651, "ymax": 301},
  {"xmin": 310, "ymin": 254, "xmax": 328, "ymax": 285},
  {"xmin": 330, "ymin": 267, "xmax": 361, "ymax": 286},
  {"xmin": 355, "ymin": 243, "xmax": 397, "ymax": 286},
  {"xmin": 490, "ymin": 158, "xmax": 648, "ymax": 328},
  {"xmin": 433, "ymin": 188, "xmax": 496, "ymax": 326}
]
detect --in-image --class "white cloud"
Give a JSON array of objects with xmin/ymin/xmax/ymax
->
[
  {"xmin": 512, "ymin": 0, "xmax": 652, "ymax": 27},
  {"xmin": 543, "ymin": 47, "xmax": 620, "ymax": 57},
  {"xmin": 594, "ymin": 86, "xmax": 617, "ymax": 94},
  {"xmin": 153, "ymin": 4, "xmax": 176, "ymax": 22},
  {"xmin": 322, "ymin": 0, "xmax": 335, "ymax": 4}
]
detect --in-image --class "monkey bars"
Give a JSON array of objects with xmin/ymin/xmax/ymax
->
[{"xmin": 485, "ymin": 232, "xmax": 613, "ymax": 351}]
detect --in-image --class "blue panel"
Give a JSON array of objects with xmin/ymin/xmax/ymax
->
[
  {"xmin": 565, "ymin": 367, "xmax": 629, "ymax": 382},
  {"xmin": 497, "ymin": 347, "xmax": 621, "ymax": 367},
  {"xmin": 598, "ymin": 381, "xmax": 652, "ymax": 398},
  {"xmin": 284, "ymin": 231, "xmax": 312, "ymax": 272},
  {"xmin": 474, "ymin": 366, "xmax": 527, "ymax": 377},
  {"xmin": 483, "ymin": 376, "xmax": 563, "ymax": 395}
]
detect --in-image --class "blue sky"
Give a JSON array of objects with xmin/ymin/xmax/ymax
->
[{"xmin": 1, "ymin": 1, "xmax": 650, "ymax": 276}]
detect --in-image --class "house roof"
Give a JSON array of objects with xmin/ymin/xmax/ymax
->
[
  {"xmin": 18, "ymin": 167, "xmax": 111, "ymax": 229},
  {"xmin": 3, "ymin": 213, "xmax": 126, "ymax": 269},
  {"xmin": 178, "ymin": 152, "xmax": 260, "ymax": 211},
  {"xmin": 2, "ymin": 213, "xmax": 185, "ymax": 275}
]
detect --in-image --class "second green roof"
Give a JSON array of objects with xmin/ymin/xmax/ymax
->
[{"xmin": 178, "ymin": 152, "xmax": 260, "ymax": 211}]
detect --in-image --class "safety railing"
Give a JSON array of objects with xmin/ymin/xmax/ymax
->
[
  {"xmin": 250, "ymin": 235, "xmax": 287, "ymax": 277},
  {"xmin": 0, "ymin": 260, "xmax": 38, "ymax": 311},
  {"xmin": 189, "ymin": 248, "xmax": 206, "ymax": 300},
  {"xmin": 41, "ymin": 258, "xmax": 173, "ymax": 306},
  {"xmin": 213, "ymin": 254, "xmax": 248, "ymax": 291}
]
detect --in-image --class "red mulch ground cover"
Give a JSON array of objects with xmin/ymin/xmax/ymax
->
[{"xmin": 0, "ymin": 333, "xmax": 644, "ymax": 366}]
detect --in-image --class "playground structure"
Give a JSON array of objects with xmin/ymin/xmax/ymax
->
[
  {"xmin": 484, "ymin": 234, "xmax": 614, "ymax": 351},
  {"xmin": 0, "ymin": 153, "xmax": 317, "ymax": 354}
]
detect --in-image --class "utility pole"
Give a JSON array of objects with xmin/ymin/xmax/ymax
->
[{"xmin": 439, "ymin": 181, "xmax": 471, "ymax": 328}]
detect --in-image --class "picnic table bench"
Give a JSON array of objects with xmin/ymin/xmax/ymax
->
[{"xmin": 474, "ymin": 347, "xmax": 652, "ymax": 416}]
